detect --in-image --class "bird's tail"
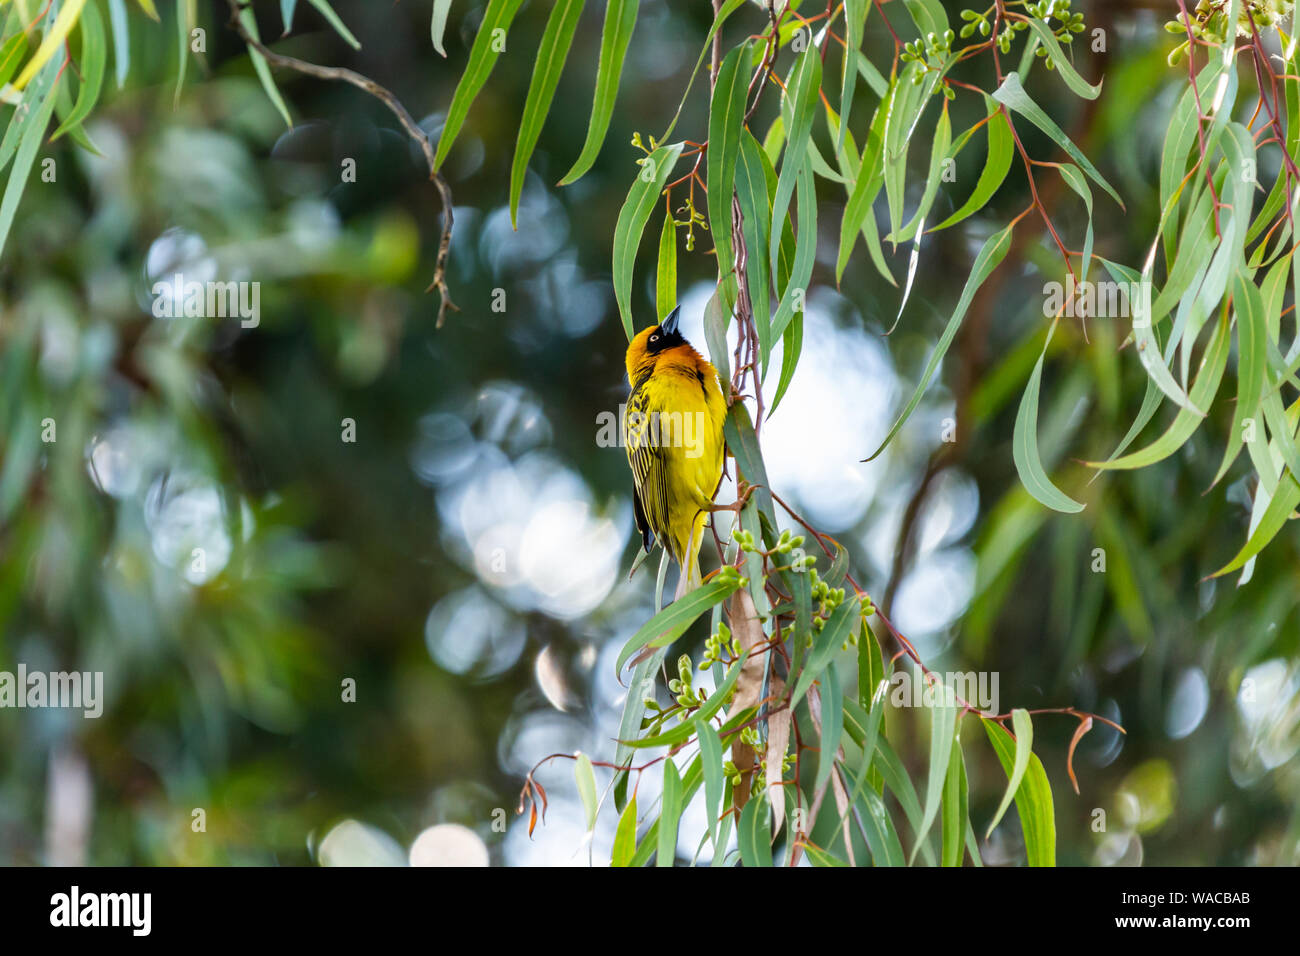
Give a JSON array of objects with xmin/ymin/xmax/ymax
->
[{"xmin": 674, "ymin": 511, "xmax": 708, "ymax": 601}]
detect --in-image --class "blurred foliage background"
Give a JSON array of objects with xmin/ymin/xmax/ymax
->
[{"xmin": 1, "ymin": 0, "xmax": 1298, "ymax": 866}]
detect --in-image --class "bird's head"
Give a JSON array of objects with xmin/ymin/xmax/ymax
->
[{"xmin": 626, "ymin": 306, "xmax": 691, "ymax": 382}]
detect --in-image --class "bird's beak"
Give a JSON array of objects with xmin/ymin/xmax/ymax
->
[{"xmin": 660, "ymin": 306, "xmax": 681, "ymax": 336}]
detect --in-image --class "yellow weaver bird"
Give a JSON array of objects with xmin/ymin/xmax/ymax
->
[{"xmin": 624, "ymin": 306, "xmax": 727, "ymax": 599}]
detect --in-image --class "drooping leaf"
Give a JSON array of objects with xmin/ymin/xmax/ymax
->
[
  {"xmin": 815, "ymin": 659, "xmax": 843, "ymax": 795},
  {"xmin": 431, "ymin": 0, "xmax": 452, "ymax": 56},
  {"xmin": 865, "ymin": 222, "xmax": 1015, "ymax": 461},
  {"xmin": 53, "ymin": 0, "xmax": 107, "ymax": 142},
  {"xmin": 1022, "ymin": 17, "xmax": 1102, "ymax": 98},
  {"xmin": 657, "ymin": 759, "xmax": 681, "ymax": 866},
  {"xmin": 790, "ymin": 597, "xmax": 860, "ymax": 711},
  {"xmin": 909, "ymin": 682, "xmax": 957, "ymax": 864},
  {"xmin": 706, "ymin": 41, "xmax": 750, "ymax": 309},
  {"xmin": 932, "ymin": 98, "xmax": 1012, "ymax": 232},
  {"xmin": 737, "ymin": 791, "xmax": 773, "ymax": 867},
  {"xmin": 735, "ymin": 129, "xmax": 774, "ymax": 359},
  {"xmin": 239, "ymin": 6, "xmax": 294, "ymax": 129},
  {"xmin": 0, "ymin": 42, "xmax": 63, "ymax": 259},
  {"xmin": 615, "ymin": 563, "xmax": 735, "ymax": 671},
  {"xmin": 509, "ymin": 0, "xmax": 585, "ymax": 228},
  {"xmin": 769, "ymin": 47, "xmax": 821, "ymax": 283},
  {"xmin": 14, "ymin": 0, "xmax": 87, "ymax": 92},
  {"xmin": 612, "ymin": 142, "xmax": 684, "ymax": 340},
  {"xmin": 106, "ymin": 0, "xmax": 129, "ymax": 88},
  {"xmin": 695, "ymin": 717, "xmax": 723, "ymax": 846},
  {"xmin": 941, "ymin": 735, "xmax": 970, "ymax": 867},
  {"xmin": 983, "ymin": 716, "xmax": 1055, "ymax": 866},
  {"xmin": 611, "ymin": 792, "xmax": 638, "ymax": 866},
  {"xmin": 984, "ymin": 709, "xmax": 1033, "ymax": 838},
  {"xmin": 305, "ymin": 0, "xmax": 361, "ymax": 49},
  {"xmin": 574, "ymin": 752, "xmax": 598, "ymax": 830},
  {"xmin": 655, "ymin": 212, "xmax": 677, "ymax": 321},
  {"xmin": 559, "ymin": 0, "xmax": 639, "ymax": 185},
  {"xmin": 1014, "ymin": 320, "xmax": 1085, "ymax": 513},
  {"xmin": 993, "ymin": 71, "xmax": 1121, "ymax": 207},
  {"xmin": 432, "ymin": 0, "xmax": 527, "ymax": 171}
]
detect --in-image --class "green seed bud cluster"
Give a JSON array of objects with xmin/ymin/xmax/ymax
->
[
  {"xmin": 1166, "ymin": 0, "xmax": 1294, "ymax": 65},
  {"xmin": 700, "ymin": 621, "xmax": 740, "ymax": 670},
  {"xmin": 667, "ymin": 653, "xmax": 705, "ymax": 709}
]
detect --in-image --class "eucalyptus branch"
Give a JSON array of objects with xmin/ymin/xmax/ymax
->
[{"xmin": 223, "ymin": 0, "xmax": 458, "ymax": 326}]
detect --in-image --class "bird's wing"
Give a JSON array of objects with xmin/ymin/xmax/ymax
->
[{"xmin": 625, "ymin": 380, "xmax": 673, "ymax": 559}]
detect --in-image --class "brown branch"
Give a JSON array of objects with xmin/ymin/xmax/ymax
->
[{"xmin": 223, "ymin": 0, "xmax": 458, "ymax": 326}]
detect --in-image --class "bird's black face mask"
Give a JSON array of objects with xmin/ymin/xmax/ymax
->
[{"xmin": 646, "ymin": 306, "xmax": 687, "ymax": 354}]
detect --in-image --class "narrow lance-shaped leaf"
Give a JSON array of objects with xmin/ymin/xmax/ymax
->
[
  {"xmin": 53, "ymin": 0, "xmax": 107, "ymax": 141},
  {"xmin": 1022, "ymin": 17, "xmax": 1102, "ymax": 99},
  {"xmin": 836, "ymin": 82, "xmax": 897, "ymax": 286},
  {"xmin": 305, "ymin": 0, "xmax": 361, "ymax": 50},
  {"xmin": 706, "ymin": 41, "xmax": 750, "ymax": 310},
  {"xmin": 559, "ymin": 0, "xmax": 639, "ymax": 185},
  {"xmin": 13, "ymin": 0, "xmax": 88, "ymax": 91},
  {"xmin": 612, "ymin": 142, "xmax": 684, "ymax": 341},
  {"xmin": 985, "ymin": 709, "xmax": 1033, "ymax": 838},
  {"xmin": 983, "ymin": 716, "xmax": 1055, "ymax": 866},
  {"xmin": 992, "ymin": 71, "xmax": 1122, "ymax": 207},
  {"xmin": 883, "ymin": 61, "xmax": 929, "ymax": 246},
  {"xmin": 891, "ymin": 97, "xmax": 951, "ymax": 245},
  {"xmin": 722, "ymin": 401, "xmax": 774, "ymax": 519},
  {"xmin": 431, "ymin": 0, "xmax": 452, "ymax": 56},
  {"xmin": 838, "ymin": 0, "xmax": 869, "ymax": 151},
  {"xmin": 239, "ymin": 6, "xmax": 294, "ymax": 129},
  {"xmin": 107, "ymin": 0, "xmax": 129, "ymax": 89},
  {"xmin": 1100, "ymin": 257, "xmax": 1203, "ymax": 416},
  {"xmin": 612, "ymin": 647, "xmax": 665, "ymax": 808},
  {"xmin": 735, "ymin": 130, "xmax": 773, "ymax": 365},
  {"xmin": 771, "ymin": 311, "xmax": 802, "ymax": 417},
  {"xmin": 769, "ymin": 48, "xmax": 821, "ymax": 283},
  {"xmin": 909, "ymin": 682, "xmax": 957, "ymax": 864},
  {"xmin": 1014, "ymin": 320, "xmax": 1085, "ymax": 513},
  {"xmin": 509, "ymin": 0, "xmax": 585, "ymax": 228},
  {"xmin": 0, "ymin": 41, "xmax": 64, "ymax": 259},
  {"xmin": 657, "ymin": 759, "xmax": 681, "ymax": 866},
  {"xmin": 1086, "ymin": 310, "xmax": 1230, "ymax": 471},
  {"xmin": 865, "ymin": 222, "xmax": 1015, "ymax": 461},
  {"xmin": 789, "ymin": 597, "xmax": 860, "ymax": 710},
  {"xmin": 615, "ymin": 565, "xmax": 735, "ymax": 672},
  {"xmin": 173, "ymin": 0, "xmax": 194, "ymax": 106},
  {"xmin": 1210, "ymin": 468, "xmax": 1300, "ymax": 578},
  {"xmin": 0, "ymin": 34, "xmax": 28, "ymax": 91},
  {"xmin": 737, "ymin": 791, "xmax": 773, "ymax": 868},
  {"xmin": 656, "ymin": 212, "xmax": 677, "ymax": 321},
  {"xmin": 1212, "ymin": 270, "xmax": 1271, "ymax": 485},
  {"xmin": 1057, "ymin": 163, "xmax": 1094, "ymax": 284},
  {"xmin": 941, "ymin": 735, "xmax": 970, "ymax": 867},
  {"xmin": 611, "ymin": 792, "xmax": 638, "ymax": 866},
  {"xmin": 433, "ymin": 0, "xmax": 528, "ymax": 171},
  {"xmin": 703, "ymin": 286, "xmax": 732, "ymax": 390},
  {"xmin": 574, "ymin": 753, "xmax": 598, "ymax": 830},
  {"xmin": 932, "ymin": 98, "xmax": 1013, "ymax": 232},
  {"xmin": 769, "ymin": 153, "xmax": 816, "ymax": 376},
  {"xmin": 695, "ymin": 718, "xmax": 723, "ymax": 847}
]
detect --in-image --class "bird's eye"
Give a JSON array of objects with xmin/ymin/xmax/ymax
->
[{"xmin": 649, "ymin": 334, "xmax": 659, "ymax": 342}]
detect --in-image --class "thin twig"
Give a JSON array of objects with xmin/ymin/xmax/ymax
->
[{"xmin": 223, "ymin": 0, "xmax": 459, "ymax": 326}]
